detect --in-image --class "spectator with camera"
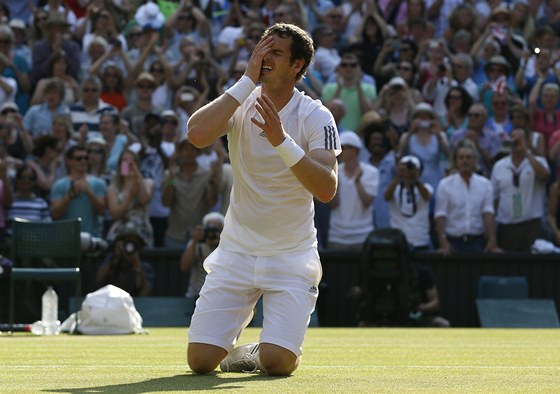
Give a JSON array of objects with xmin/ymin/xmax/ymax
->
[
  {"xmin": 398, "ymin": 102, "xmax": 450, "ymax": 191},
  {"xmin": 180, "ymin": 212, "xmax": 224, "ymax": 324},
  {"xmin": 106, "ymin": 149, "xmax": 154, "ymax": 247},
  {"xmin": 95, "ymin": 223, "xmax": 154, "ymax": 296},
  {"xmin": 385, "ymin": 155, "xmax": 433, "ymax": 250}
]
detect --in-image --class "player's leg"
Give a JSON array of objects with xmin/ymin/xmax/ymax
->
[
  {"xmin": 187, "ymin": 248, "xmax": 261, "ymax": 374},
  {"xmin": 258, "ymin": 248, "xmax": 322, "ymax": 376}
]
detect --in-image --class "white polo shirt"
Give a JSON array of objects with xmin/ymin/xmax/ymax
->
[
  {"xmin": 491, "ymin": 155, "xmax": 549, "ymax": 224},
  {"xmin": 435, "ymin": 172, "xmax": 495, "ymax": 237},
  {"xmin": 220, "ymin": 87, "xmax": 341, "ymax": 256},
  {"xmin": 329, "ymin": 162, "xmax": 379, "ymax": 245}
]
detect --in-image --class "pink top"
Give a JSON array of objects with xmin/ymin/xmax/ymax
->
[{"xmin": 533, "ymin": 109, "xmax": 560, "ymax": 146}]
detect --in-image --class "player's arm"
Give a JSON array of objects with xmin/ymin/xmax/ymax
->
[
  {"xmin": 188, "ymin": 36, "xmax": 275, "ymax": 148},
  {"xmin": 291, "ymin": 148, "xmax": 338, "ymax": 203}
]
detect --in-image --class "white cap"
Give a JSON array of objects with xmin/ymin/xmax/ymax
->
[
  {"xmin": 388, "ymin": 76, "xmax": 407, "ymax": 88},
  {"xmin": 161, "ymin": 109, "xmax": 178, "ymax": 119},
  {"xmin": 339, "ymin": 131, "xmax": 363, "ymax": 149},
  {"xmin": 400, "ymin": 155, "xmax": 422, "ymax": 170}
]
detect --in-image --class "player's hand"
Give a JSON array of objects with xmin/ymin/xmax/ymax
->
[
  {"xmin": 245, "ymin": 35, "xmax": 274, "ymax": 84},
  {"xmin": 251, "ymin": 94, "xmax": 285, "ymax": 147}
]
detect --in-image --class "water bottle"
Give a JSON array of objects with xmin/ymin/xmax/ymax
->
[{"xmin": 41, "ymin": 286, "xmax": 60, "ymax": 335}]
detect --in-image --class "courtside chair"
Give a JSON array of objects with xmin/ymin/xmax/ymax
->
[{"xmin": 9, "ymin": 218, "xmax": 82, "ymax": 325}]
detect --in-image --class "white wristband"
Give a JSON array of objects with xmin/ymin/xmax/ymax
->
[
  {"xmin": 275, "ymin": 136, "xmax": 305, "ymax": 167},
  {"xmin": 225, "ymin": 75, "xmax": 256, "ymax": 105}
]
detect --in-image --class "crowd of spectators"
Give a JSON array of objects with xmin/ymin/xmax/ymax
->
[{"xmin": 1, "ymin": 0, "xmax": 560, "ymax": 257}]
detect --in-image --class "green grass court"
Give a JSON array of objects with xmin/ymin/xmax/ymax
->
[{"xmin": 2, "ymin": 327, "xmax": 560, "ymax": 393}]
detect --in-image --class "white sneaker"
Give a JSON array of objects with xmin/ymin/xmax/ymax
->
[{"xmin": 220, "ymin": 343, "xmax": 261, "ymax": 373}]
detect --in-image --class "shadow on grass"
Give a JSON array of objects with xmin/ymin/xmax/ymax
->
[{"xmin": 45, "ymin": 372, "xmax": 289, "ymax": 393}]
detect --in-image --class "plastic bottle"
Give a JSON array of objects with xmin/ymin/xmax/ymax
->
[{"xmin": 41, "ymin": 286, "xmax": 60, "ymax": 335}]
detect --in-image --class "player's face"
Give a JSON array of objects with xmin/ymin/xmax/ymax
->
[{"xmin": 259, "ymin": 34, "xmax": 300, "ymax": 85}]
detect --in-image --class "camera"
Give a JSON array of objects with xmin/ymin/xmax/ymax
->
[
  {"xmin": 405, "ymin": 161, "xmax": 416, "ymax": 170},
  {"xmin": 123, "ymin": 239, "xmax": 139, "ymax": 255},
  {"xmin": 203, "ymin": 225, "xmax": 221, "ymax": 241},
  {"xmin": 109, "ymin": 37, "xmax": 122, "ymax": 48},
  {"xmin": 80, "ymin": 232, "xmax": 109, "ymax": 256},
  {"xmin": 437, "ymin": 63, "xmax": 446, "ymax": 73}
]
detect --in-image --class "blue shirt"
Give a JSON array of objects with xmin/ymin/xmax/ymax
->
[
  {"xmin": 23, "ymin": 103, "xmax": 70, "ymax": 136},
  {"xmin": 51, "ymin": 176, "xmax": 107, "ymax": 237}
]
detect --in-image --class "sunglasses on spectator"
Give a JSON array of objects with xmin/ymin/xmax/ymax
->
[
  {"xmin": 177, "ymin": 14, "xmax": 191, "ymax": 20},
  {"xmin": 448, "ymin": 95, "xmax": 462, "ymax": 100},
  {"xmin": 87, "ymin": 148, "xmax": 104, "ymax": 154},
  {"xmin": 137, "ymin": 84, "xmax": 154, "ymax": 89},
  {"xmin": 467, "ymin": 112, "xmax": 484, "ymax": 117},
  {"xmin": 397, "ymin": 65, "xmax": 412, "ymax": 71},
  {"xmin": 340, "ymin": 62, "xmax": 358, "ymax": 68},
  {"xmin": 18, "ymin": 175, "xmax": 36, "ymax": 181},
  {"xmin": 129, "ymin": 32, "xmax": 141, "ymax": 39},
  {"xmin": 83, "ymin": 87, "xmax": 98, "ymax": 93},
  {"xmin": 1, "ymin": 109, "xmax": 17, "ymax": 115},
  {"xmin": 72, "ymin": 155, "xmax": 88, "ymax": 161},
  {"xmin": 487, "ymin": 67, "xmax": 503, "ymax": 73},
  {"xmin": 150, "ymin": 68, "xmax": 164, "ymax": 73},
  {"xmin": 0, "ymin": 39, "xmax": 11, "ymax": 45}
]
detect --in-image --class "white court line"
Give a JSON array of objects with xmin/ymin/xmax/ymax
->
[{"xmin": 2, "ymin": 365, "xmax": 560, "ymax": 370}]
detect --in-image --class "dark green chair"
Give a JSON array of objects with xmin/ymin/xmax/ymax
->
[{"xmin": 9, "ymin": 218, "xmax": 82, "ymax": 325}]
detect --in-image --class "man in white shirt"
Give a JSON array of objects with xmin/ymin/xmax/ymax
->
[
  {"xmin": 385, "ymin": 155, "xmax": 433, "ymax": 250},
  {"xmin": 328, "ymin": 131, "xmax": 378, "ymax": 249},
  {"xmin": 491, "ymin": 127, "xmax": 550, "ymax": 251},
  {"xmin": 186, "ymin": 23, "xmax": 340, "ymax": 376},
  {"xmin": 435, "ymin": 140, "xmax": 501, "ymax": 255}
]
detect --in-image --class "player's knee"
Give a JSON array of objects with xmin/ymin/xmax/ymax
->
[
  {"xmin": 259, "ymin": 345, "xmax": 298, "ymax": 376},
  {"xmin": 187, "ymin": 343, "xmax": 225, "ymax": 374},
  {"xmin": 188, "ymin": 352, "xmax": 220, "ymax": 374}
]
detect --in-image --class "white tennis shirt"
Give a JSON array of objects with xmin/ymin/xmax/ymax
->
[{"xmin": 219, "ymin": 87, "xmax": 341, "ymax": 256}]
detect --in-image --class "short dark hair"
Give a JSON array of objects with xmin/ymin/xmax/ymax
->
[
  {"xmin": 32, "ymin": 134, "xmax": 59, "ymax": 157},
  {"xmin": 263, "ymin": 23, "xmax": 314, "ymax": 81},
  {"xmin": 65, "ymin": 145, "xmax": 86, "ymax": 160}
]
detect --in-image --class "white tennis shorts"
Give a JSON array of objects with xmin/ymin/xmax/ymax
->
[{"xmin": 187, "ymin": 246, "xmax": 322, "ymax": 356}]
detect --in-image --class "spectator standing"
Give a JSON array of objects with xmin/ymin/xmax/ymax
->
[
  {"xmin": 312, "ymin": 24, "xmax": 340, "ymax": 83},
  {"xmin": 23, "ymin": 79, "xmax": 69, "ymax": 137},
  {"xmin": 328, "ymin": 131, "xmax": 378, "ymax": 250},
  {"xmin": 99, "ymin": 64, "xmax": 128, "ymax": 112},
  {"xmin": 441, "ymin": 86, "xmax": 472, "ymax": 140},
  {"xmin": 30, "ymin": 51, "xmax": 80, "ymax": 107},
  {"xmin": 5, "ymin": 165, "xmax": 51, "ymax": 237},
  {"xmin": 435, "ymin": 140, "xmax": 500, "ymax": 255},
  {"xmin": 372, "ymin": 76, "xmax": 415, "ymax": 135},
  {"xmin": 139, "ymin": 125, "xmax": 168, "ymax": 247},
  {"xmin": 385, "ymin": 155, "xmax": 433, "ymax": 250},
  {"xmin": 0, "ymin": 157, "xmax": 13, "ymax": 243},
  {"xmin": 529, "ymin": 82, "xmax": 560, "ymax": 148},
  {"xmin": 70, "ymin": 76, "xmax": 116, "ymax": 137},
  {"xmin": 0, "ymin": 24, "xmax": 30, "ymax": 114},
  {"xmin": 547, "ymin": 179, "xmax": 560, "ymax": 246},
  {"xmin": 362, "ymin": 117, "xmax": 396, "ymax": 230},
  {"xmin": 399, "ymin": 102, "xmax": 450, "ymax": 191},
  {"xmin": 449, "ymin": 103, "xmax": 502, "ymax": 177},
  {"xmin": 51, "ymin": 145, "xmax": 107, "ymax": 237},
  {"xmin": 121, "ymin": 72, "xmax": 163, "ymax": 138},
  {"xmin": 161, "ymin": 138, "xmax": 221, "ymax": 248},
  {"xmin": 491, "ymin": 127, "xmax": 550, "ymax": 252},
  {"xmin": 321, "ymin": 51, "xmax": 376, "ymax": 132},
  {"xmin": 99, "ymin": 112, "xmax": 131, "ymax": 172},
  {"xmin": 106, "ymin": 149, "xmax": 154, "ymax": 247},
  {"xmin": 26, "ymin": 134, "xmax": 62, "ymax": 203},
  {"xmin": 31, "ymin": 13, "xmax": 81, "ymax": 86}
]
